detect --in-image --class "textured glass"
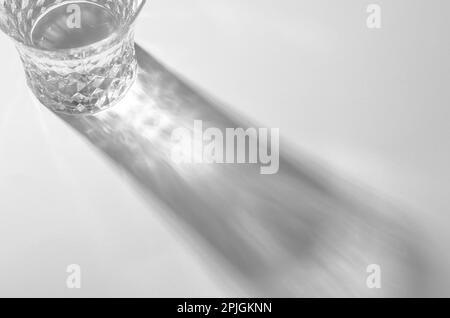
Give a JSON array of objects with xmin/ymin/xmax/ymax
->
[{"xmin": 0, "ymin": 0, "xmax": 146, "ymax": 115}]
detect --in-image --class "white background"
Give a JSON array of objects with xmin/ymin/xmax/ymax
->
[{"xmin": 0, "ymin": 0, "xmax": 449, "ymax": 296}]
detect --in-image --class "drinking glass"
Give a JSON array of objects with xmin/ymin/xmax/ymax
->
[{"xmin": 0, "ymin": 0, "xmax": 146, "ymax": 115}]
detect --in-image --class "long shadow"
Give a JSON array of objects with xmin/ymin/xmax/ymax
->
[{"xmin": 56, "ymin": 44, "xmax": 430, "ymax": 297}]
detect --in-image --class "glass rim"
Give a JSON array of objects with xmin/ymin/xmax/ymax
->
[{"xmin": 8, "ymin": 0, "xmax": 146, "ymax": 57}]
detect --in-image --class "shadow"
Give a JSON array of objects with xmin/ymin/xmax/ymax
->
[{"xmin": 56, "ymin": 44, "xmax": 430, "ymax": 297}]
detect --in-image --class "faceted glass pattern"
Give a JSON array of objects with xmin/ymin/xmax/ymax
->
[{"xmin": 0, "ymin": 0, "xmax": 145, "ymax": 115}]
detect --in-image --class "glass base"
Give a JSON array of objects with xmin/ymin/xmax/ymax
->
[{"xmin": 21, "ymin": 37, "xmax": 138, "ymax": 115}]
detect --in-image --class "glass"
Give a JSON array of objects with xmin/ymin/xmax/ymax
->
[{"xmin": 0, "ymin": 0, "xmax": 146, "ymax": 115}]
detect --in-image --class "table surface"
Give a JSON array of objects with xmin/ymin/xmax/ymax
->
[{"xmin": 0, "ymin": 0, "xmax": 449, "ymax": 297}]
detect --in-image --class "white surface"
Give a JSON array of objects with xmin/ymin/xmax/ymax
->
[{"xmin": 0, "ymin": 0, "xmax": 449, "ymax": 296}]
